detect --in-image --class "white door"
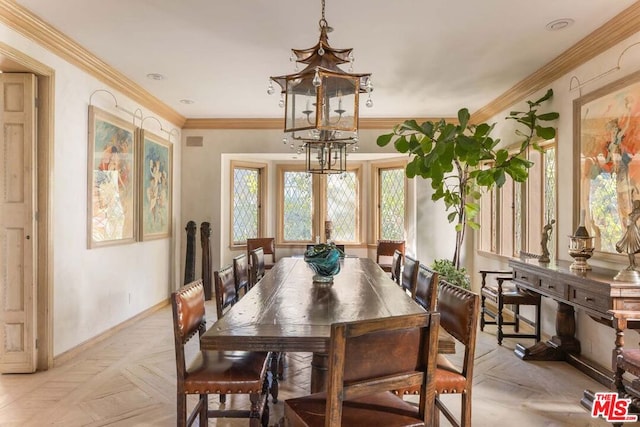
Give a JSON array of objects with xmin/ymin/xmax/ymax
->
[{"xmin": 0, "ymin": 73, "xmax": 37, "ymax": 373}]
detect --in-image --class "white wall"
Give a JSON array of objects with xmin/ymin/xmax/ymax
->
[
  {"xmin": 0, "ymin": 22, "xmax": 182, "ymax": 356},
  {"xmin": 472, "ymin": 31, "xmax": 640, "ymax": 369}
]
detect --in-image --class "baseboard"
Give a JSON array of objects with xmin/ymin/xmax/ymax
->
[{"xmin": 53, "ymin": 299, "xmax": 169, "ymax": 367}]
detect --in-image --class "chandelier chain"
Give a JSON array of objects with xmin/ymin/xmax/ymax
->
[{"xmin": 320, "ymin": 0, "xmax": 327, "ymax": 28}]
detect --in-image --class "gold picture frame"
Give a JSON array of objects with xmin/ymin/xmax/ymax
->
[
  {"xmin": 139, "ymin": 128, "xmax": 173, "ymax": 240},
  {"xmin": 574, "ymin": 69, "xmax": 640, "ymax": 256},
  {"xmin": 87, "ymin": 105, "xmax": 137, "ymax": 248}
]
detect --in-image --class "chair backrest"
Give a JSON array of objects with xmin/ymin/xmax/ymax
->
[
  {"xmin": 214, "ymin": 264, "xmax": 237, "ymax": 319},
  {"xmin": 376, "ymin": 240, "xmax": 405, "ymax": 263},
  {"xmin": 401, "ymin": 255, "xmax": 420, "ymax": 297},
  {"xmin": 232, "ymin": 253, "xmax": 250, "ymax": 295},
  {"xmin": 171, "ymin": 280, "xmax": 206, "ymax": 382},
  {"xmin": 249, "ymin": 247, "xmax": 266, "ymax": 285},
  {"xmin": 325, "ymin": 312, "xmax": 440, "ymax": 426},
  {"xmin": 436, "ymin": 280, "xmax": 480, "ymax": 381},
  {"xmin": 390, "ymin": 249, "xmax": 403, "ymax": 284},
  {"xmin": 247, "ymin": 237, "xmax": 276, "ymax": 264},
  {"xmin": 414, "ymin": 264, "xmax": 439, "ymax": 312}
]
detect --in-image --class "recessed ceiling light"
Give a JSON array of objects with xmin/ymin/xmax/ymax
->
[
  {"xmin": 179, "ymin": 99, "xmax": 195, "ymax": 105},
  {"xmin": 146, "ymin": 73, "xmax": 165, "ymax": 80},
  {"xmin": 546, "ymin": 18, "xmax": 574, "ymax": 31}
]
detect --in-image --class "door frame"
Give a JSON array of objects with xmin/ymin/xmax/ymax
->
[{"xmin": 0, "ymin": 41, "xmax": 54, "ymax": 370}]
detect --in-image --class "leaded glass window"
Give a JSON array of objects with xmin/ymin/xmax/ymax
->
[
  {"xmin": 283, "ymin": 171, "xmax": 313, "ymax": 241},
  {"xmin": 543, "ymin": 146, "xmax": 557, "ymax": 257},
  {"xmin": 327, "ymin": 172, "xmax": 358, "ymax": 242},
  {"xmin": 232, "ymin": 165, "xmax": 262, "ymax": 244},
  {"xmin": 379, "ymin": 168, "xmax": 405, "ymax": 241}
]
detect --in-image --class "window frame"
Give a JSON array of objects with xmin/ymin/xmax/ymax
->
[{"xmin": 229, "ymin": 160, "xmax": 267, "ymax": 248}]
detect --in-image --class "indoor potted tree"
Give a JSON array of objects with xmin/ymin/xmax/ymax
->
[{"xmin": 377, "ymin": 89, "xmax": 558, "ymax": 270}]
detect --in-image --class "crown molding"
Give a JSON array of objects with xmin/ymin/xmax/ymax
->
[
  {"xmin": 471, "ymin": 1, "xmax": 640, "ymax": 123},
  {"xmin": 0, "ymin": 0, "xmax": 186, "ymax": 127},
  {"xmin": 181, "ymin": 116, "xmax": 451, "ymax": 130}
]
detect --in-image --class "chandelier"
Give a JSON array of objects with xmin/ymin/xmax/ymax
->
[{"xmin": 268, "ymin": 0, "xmax": 373, "ymax": 174}]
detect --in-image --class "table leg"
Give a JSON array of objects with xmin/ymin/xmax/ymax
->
[
  {"xmin": 310, "ymin": 352, "xmax": 329, "ymax": 393},
  {"xmin": 515, "ymin": 301, "xmax": 581, "ymax": 360}
]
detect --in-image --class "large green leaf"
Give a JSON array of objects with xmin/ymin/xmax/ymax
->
[
  {"xmin": 493, "ymin": 169, "xmax": 506, "ymax": 187},
  {"xmin": 537, "ymin": 112, "xmax": 559, "ymax": 121},
  {"xmin": 376, "ymin": 133, "xmax": 393, "ymax": 147},
  {"xmin": 394, "ymin": 135, "xmax": 409, "ymax": 152},
  {"xmin": 533, "ymin": 88, "xmax": 553, "ymax": 105},
  {"xmin": 458, "ymin": 108, "xmax": 470, "ymax": 129},
  {"xmin": 535, "ymin": 125, "xmax": 556, "ymax": 139},
  {"xmin": 421, "ymin": 121, "xmax": 435, "ymax": 137},
  {"xmin": 400, "ymin": 119, "xmax": 422, "ymax": 133},
  {"xmin": 495, "ymin": 149, "xmax": 508, "ymax": 166}
]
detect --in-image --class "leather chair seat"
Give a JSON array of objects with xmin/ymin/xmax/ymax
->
[
  {"xmin": 285, "ymin": 391, "xmax": 424, "ymax": 427},
  {"xmin": 481, "ymin": 285, "xmax": 540, "ymax": 307},
  {"xmin": 436, "ymin": 355, "xmax": 466, "ymax": 394},
  {"xmin": 184, "ymin": 350, "xmax": 269, "ymax": 394}
]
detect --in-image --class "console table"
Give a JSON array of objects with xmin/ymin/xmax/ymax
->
[{"xmin": 508, "ymin": 258, "xmax": 640, "ymax": 386}]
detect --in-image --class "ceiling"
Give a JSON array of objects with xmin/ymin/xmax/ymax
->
[{"xmin": 12, "ymin": 0, "xmax": 639, "ymax": 120}]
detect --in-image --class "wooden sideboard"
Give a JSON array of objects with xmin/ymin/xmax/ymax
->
[{"xmin": 508, "ymin": 258, "xmax": 640, "ymax": 386}]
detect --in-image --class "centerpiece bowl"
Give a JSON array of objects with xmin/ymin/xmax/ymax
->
[{"xmin": 304, "ymin": 243, "xmax": 342, "ymax": 285}]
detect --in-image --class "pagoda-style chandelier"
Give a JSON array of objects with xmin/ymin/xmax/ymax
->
[{"xmin": 268, "ymin": 0, "xmax": 373, "ymax": 174}]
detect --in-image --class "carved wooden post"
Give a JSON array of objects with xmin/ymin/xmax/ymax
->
[
  {"xmin": 200, "ymin": 222, "xmax": 212, "ymax": 300},
  {"xmin": 184, "ymin": 221, "xmax": 197, "ymax": 285}
]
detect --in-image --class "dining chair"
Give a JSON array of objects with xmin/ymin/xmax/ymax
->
[
  {"xmin": 171, "ymin": 280, "xmax": 271, "ymax": 427},
  {"xmin": 390, "ymin": 249, "xmax": 403, "ymax": 285},
  {"xmin": 376, "ymin": 239, "xmax": 406, "ymax": 272},
  {"xmin": 247, "ymin": 237, "xmax": 276, "ymax": 269},
  {"xmin": 414, "ymin": 264, "xmax": 439, "ymax": 312},
  {"xmin": 213, "ymin": 264, "xmax": 238, "ymax": 320},
  {"xmin": 401, "ymin": 254, "xmax": 420, "ymax": 298},
  {"xmin": 479, "ymin": 270, "xmax": 541, "ymax": 345},
  {"xmin": 249, "ymin": 247, "xmax": 266, "ymax": 286},
  {"xmin": 433, "ymin": 280, "xmax": 480, "ymax": 427},
  {"xmin": 393, "ymin": 280, "xmax": 480, "ymax": 427},
  {"xmin": 233, "ymin": 253, "xmax": 251, "ymax": 297},
  {"xmin": 284, "ymin": 312, "xmax": 440, "ymax": 427}
]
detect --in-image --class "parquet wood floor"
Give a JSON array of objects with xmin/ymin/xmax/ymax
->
[{"xmin": 0, "ymin": 300, "xmax": 614, "ymax": 426}]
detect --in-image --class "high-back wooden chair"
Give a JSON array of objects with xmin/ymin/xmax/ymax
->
[
  {"xmin": 434, "ymin": 280, "xmax": 480, "ymax": 427},
  {"xmin": 479, "ymin": 270, "xmax": 541, "ymax": 345},
  {"xmin": 213, "ymin": 264, "xmax": 238, "ymax": 320},
  {"xmin": 376, "ymin": 239, "xmax": 405, "ymax": 272},
  {"xmin": 250, "ymin": 247, "xmax": 266, "ymax": 286},
  {"xmin": 233, "ymin": 253, "xmax": 251, "ymax": 297},
  {"xmin": 401, "ymin": 254, "xmax": 420, "ymax": 298},
  {"xmin": 247, "ymin": 237, "xmax": 276, "ymax": 269},
  {"xmin": 393, "ymin": 281, "xmax": 480, "ymax": 427},
  {"xmin": 171, "ymin": 280, "xmax": 271, "ymax": 427},
  {"xmin": 284, "ymin": 312, "xmax": 440, "ymax": 427},
  {"xmin": 390, "ymin": 249, "xmax": 403, "ymax": 285},
  {"xmin": 414, "ymin": 264, "xmax": 439, "ymax": 312}
]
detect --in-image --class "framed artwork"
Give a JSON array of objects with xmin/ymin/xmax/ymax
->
[
  {"xmin": 574, "ymin": 69, "xmax": 640, "ymax": 256},
  {"xmin": 87, "ymin": 105, "xmax": 137, "ymax": 248},
  {"xmin": 139, "ymin": 129, "xmax": 172, "ymax": 240}
]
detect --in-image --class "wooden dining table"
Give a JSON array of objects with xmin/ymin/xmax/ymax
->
[{"xmin": 201, "ymin": 256, "xmax": 454, "ymax": 392}]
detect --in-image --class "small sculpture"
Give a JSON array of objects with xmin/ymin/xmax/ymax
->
[
  {"xmin": 614, "ymin": 199, "xmax": 640, "ymax": 283},
  {"xmin": 539, "ymin": 219, "xmax": 555, "ymax": 263}
]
